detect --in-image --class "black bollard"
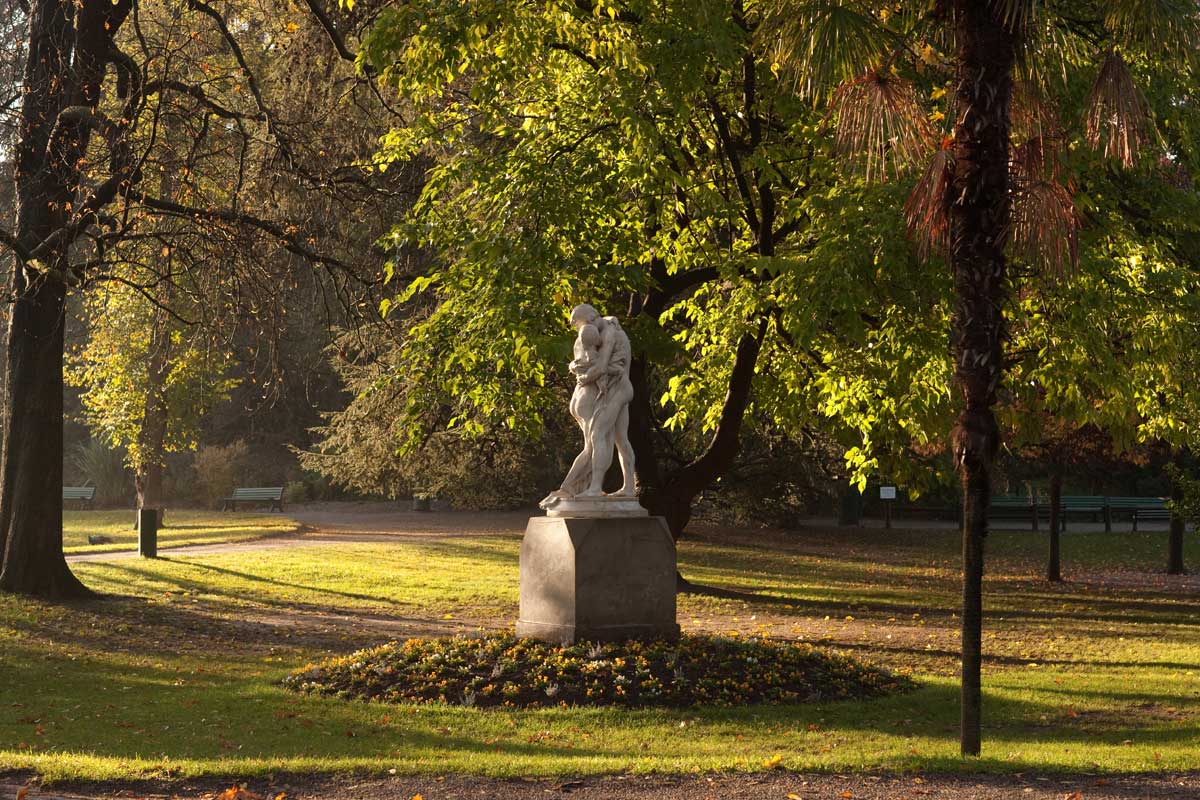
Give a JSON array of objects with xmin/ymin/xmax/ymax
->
[{"xmin": 138, "ymin": 508, "xmax": 158, "ymax": 558}]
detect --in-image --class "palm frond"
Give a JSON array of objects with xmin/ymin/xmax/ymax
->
[
  {"xmin": 1084, "ymin": 51, "xmax": 1153, "ymax": 169},
  {"xmin": 904, "ymin": 140, "xmax": 954, "ymax": 261},
  {"xmin": 1105, "ymin": 0, "xmax": 1200, "ymax": 60},
  {"xmin": 831, "ymin": 71, "xmax": 934, "ymax": 182},
  {"xmin": 1009, "ymin": 176, "xmax": 1079, "ymax": 278},
  {"xmin": 765, "ymin": 0, "xmax": 897, "ymax": 100},
  {"xmin": 1010, "ymin": 79, "xmax": 1060, "ymax": 146},
  {"xmin": 988, "ymin": 0, "xmax": 1042, "ymax": 35},
  {"xmin": 1011, "ymin": 134, "xmax": 1059, "ymax": 181}
]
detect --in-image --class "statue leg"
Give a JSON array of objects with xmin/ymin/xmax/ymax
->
[
  {"xmin": 614, "ymin": 405, "xmax": 636, "ymax": 496},
  {"xmin": 583, "ymin": 380, "xmax": 633, "ymax": 496}
]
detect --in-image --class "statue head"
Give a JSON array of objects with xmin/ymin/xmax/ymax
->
[{"xmin": 569, "ymin": 303, "xmax": 600, "ymax": 330}]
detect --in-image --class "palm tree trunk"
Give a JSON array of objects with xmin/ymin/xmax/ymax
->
[{"xmin": 949, "ymin": 0, "xmax": 1017, "ymax": 757}]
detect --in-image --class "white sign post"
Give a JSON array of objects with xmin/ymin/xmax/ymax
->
[{"xmin": 880, "ymin": 486, "xmax": 897, "ymax": 529}]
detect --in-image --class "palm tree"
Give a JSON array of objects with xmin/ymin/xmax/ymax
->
[{"xmin": 769, "ymin": 0, "xmax": 1200, "ymax": 755}]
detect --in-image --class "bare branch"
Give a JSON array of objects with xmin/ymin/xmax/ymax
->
[
  {"xmin": 133, "ymin": 192, "xmax": 359, "ymax": 275},
  {"xmin": 300, "ymin": 0, "xmax": 360, "ymax": 65},
  {"xmin": 186, "ymin": 0, "xmax": 298, "ymax": 167}
]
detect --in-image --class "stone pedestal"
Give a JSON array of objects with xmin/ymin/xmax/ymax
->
[{"xmin": 516, "ymin": 515, "xmax": 679, "ymax": 645}]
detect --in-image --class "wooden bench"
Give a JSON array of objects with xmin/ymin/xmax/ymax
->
[
  {"xmin": 63, "ymin": 486, "xmax": 96, "ymax": 509},
  {"xmin": 1103, "ymin": 496, "xmax": 1167, "ymax": 532},
  {"xmin": 1129, "ymin": 499, "xmax": 1170, "ymax": 531},
  {"xmin": 989, "ymin": 495, "xmax": 1039, "ymax": 529},
  {"xmin": 222, "ymin": 487, "xmax": 284, "ymax": 512},
  {"xmin": 1059, "ymin": 495, "xmax": 1105, "ymax": 530}
]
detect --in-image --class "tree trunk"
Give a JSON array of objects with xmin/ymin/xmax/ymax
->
[
  {"xmin": 1047, "ymin": 470, "xmax": 1062, "ymax": 582},
  {"xmin": 135, "ymin": 462, "xmax": 166, "ymax": 528},
  {"xmin": 0, "ymin": 272, "xmax": 88, "ymax": 597},
  {"xmin": 949, "ymin": 0, "xmax": 1017, "ymax": 758},
  {"xmin": 1168, "ymin": 474, "xmax": 1186, "ymax": 575},
  {"xmin": 0, "ymin": 0, "xmax": 131, "ymax": 597},
  {"xmin": 635, "ymin": 321, "xmax": 768, "ymax": 541}
]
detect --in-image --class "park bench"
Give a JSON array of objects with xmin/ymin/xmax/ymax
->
[
  {"xmin": 1057, "ymin": 495, "xmax": 1106, "ymax": 530},
  {"xmin": 1101, "ymin": 496, "xmax": 1165, "ymax": 531},
  {"xmin": 989, "ymin": 495, "xmax": 1037, "ymax": 528},
  {"xmin": 222, "ymin": 486, "xmax": 284, "ymax": 512},
  {"xmin": 63, "ymin": 486, "xmax": 96, "ymax": 509},
  {"xmin": 1125, "ymin": 498, "xmax": 1170, "ymax": 531}
]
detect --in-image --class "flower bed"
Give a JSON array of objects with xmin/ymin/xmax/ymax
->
[{"xmin": 283, "ymin": 634, "xmax": 912, "ymax": 709}]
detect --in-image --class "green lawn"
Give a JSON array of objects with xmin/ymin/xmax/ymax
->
[
  {"xmin": 63, "ymin": 510, "xmax": 302, "ymax": 554},
  {"xmin": 1, "ymin": 520, "xmax": 1197, "ymax": 782}
]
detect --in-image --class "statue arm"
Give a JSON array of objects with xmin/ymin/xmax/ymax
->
[{"xmin": 581, "ymin": 331, "xmax": 615, "ymax": 385}]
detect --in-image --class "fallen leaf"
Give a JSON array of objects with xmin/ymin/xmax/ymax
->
[{"xmin": 763, "ymin": 754, "xmax": 783, "ymax": 768}]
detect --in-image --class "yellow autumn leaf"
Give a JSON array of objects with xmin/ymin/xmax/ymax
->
[{"xmin": 763, "ymin": 753, "xmax": 783, "ymax": 768}]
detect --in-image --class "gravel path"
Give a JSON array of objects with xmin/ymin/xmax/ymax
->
[{"xmin": 7, "ymin": 771, "xmax": 1200, "ymax": 800}]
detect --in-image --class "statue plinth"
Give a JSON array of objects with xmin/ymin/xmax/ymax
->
[
  {"xmin": 516, "ymin": 513, "xmax": 680, "ymax": 645},
  {"xmin": 544, "ymin": 494, "xmax": 648, "ymax": 518}
]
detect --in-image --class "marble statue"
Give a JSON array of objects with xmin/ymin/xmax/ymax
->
[{"xmin": 540, "ymin": 304, "xmax": 643, "ymax": 516}]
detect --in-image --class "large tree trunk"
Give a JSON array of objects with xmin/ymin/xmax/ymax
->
[
  {"xmin": 0, "ymin": 271, "xmax": 87, "ymax": 597},
  {"xmin": 1047, "ymin": 470, "xmax": 1063, "ymax": 582},
  {"xmin": 949, "ymin": 0, "xmax": 1017, "ymax": 758},
  {"xmin": 0, "ymin": 0, "xmax": 130, "ymax": 597}
]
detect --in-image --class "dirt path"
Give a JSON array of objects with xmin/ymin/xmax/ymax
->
[{"xmin": 7, "ymin": 771, "xmax": 1200, "ymax": 800}]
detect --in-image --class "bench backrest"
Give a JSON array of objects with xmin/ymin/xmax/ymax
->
[
  {"xmin": 63, "ymin": 487, "xmax": 96, "ymax": 500},
  {"xmin": 231, "ymin": 487, "xmax": 284, "ymax": 501},
  {"xmin": 1105, "ymin": 497, "xmax": 1167, "ymax": 510},
  {"xmin": 1061, "ymin": 495, "xmax": 1105, "ymax": 508}
]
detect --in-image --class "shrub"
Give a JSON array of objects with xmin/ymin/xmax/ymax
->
[
  {"xmin": 71, "ymin": 439, "xmax": 130, "ymax": 506},
  {"xmin": 284, "ymin": 480, "xmax": 309, "ymax": 505},
  {"xmin": 194, "ymin": 440, "xmax": 250, "ymax": 506},
  {"xmin": 284, "ymin": 633, "xmax": 913, "ymax": 709}
]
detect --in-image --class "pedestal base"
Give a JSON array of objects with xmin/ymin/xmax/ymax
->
[{"xmin": 516, "ymin": 515, "xmax": 680, "ymax": 645}]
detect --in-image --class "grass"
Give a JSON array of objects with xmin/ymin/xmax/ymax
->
[
  {"xmin": 62, "ymin": 510, "xmax": 302, "ymax": 554},
  {"xmin": 0, "ymin": 518, "xmax": 1198, "ymax": 782}
]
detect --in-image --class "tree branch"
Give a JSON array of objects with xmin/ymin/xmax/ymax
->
[
  {"xmin": 187, "ymin": 0, "xmax": 298, "ymax": 168},
  {"xmin": 133, "ymin": 192, "xmax": 357, "ymax": 274},
  {"xmin": 300, "ymin": 0, "xmax": 360, "ymax": 65}
]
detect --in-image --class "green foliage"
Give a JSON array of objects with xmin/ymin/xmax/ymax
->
[
  {"xmin": 285, "ymin": 633, "xmax": 912, "ymax": 709},
  {"xmin": 69, "ymin": 439, "xmax": 129, "ymax": 506},
  {"xmin": 302, "ymin": 334, "xmax": 572, "ymax": 508},
  {"xmin": 358, "ymin": 0, "xmax": 958, "ymax": 492},
  {"xmin": 66, "ymin": 281, "xmax": 239, "ymax": 476},
  {"xmin": 193, "ymin": 440, "xmax": 251, "ymax": 505}
]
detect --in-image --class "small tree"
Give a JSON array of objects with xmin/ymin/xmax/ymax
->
[{"xmin": 68, "ymin": 276, "xmax": 239, "ymax": 523}]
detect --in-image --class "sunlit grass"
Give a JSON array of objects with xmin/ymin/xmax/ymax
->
[
  {"xmin": 63, "ymin": 510, "xmax": 301, "ymax": 554},
  {"xmin": 1, "ymin": 519, "xmax": 1197, "ymax": 781}
]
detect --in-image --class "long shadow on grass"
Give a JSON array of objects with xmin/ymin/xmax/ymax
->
[{"xmin": 170, "ymin": 559, "xmax": 395, "ymax": 604}]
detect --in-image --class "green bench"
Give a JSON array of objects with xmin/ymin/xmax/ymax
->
[
  {"xmin": 63, "ymin": 486, "xmax": 96, "ymax": 509},
  {"xmin": 990, "ymin": 495, "xmax": 1170, "ymax": 531},
  {"xmin": 222, "ymin": 486, "xmax": 284, "ymax": 512},
  {"xmin": 1111, "ymin": 498, "xmax": 1170, "ymax": 531}
]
